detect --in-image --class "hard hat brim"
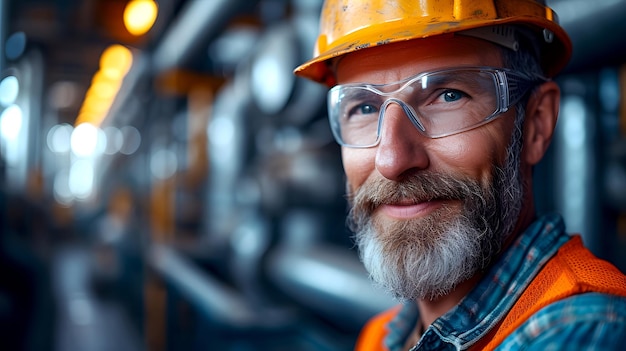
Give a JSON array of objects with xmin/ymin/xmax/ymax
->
[{"xmin": 295, "ymin": 15, "xmax": 572, "ymax": 85}]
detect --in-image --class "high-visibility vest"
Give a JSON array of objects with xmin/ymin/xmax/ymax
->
[{"xmin": 355, "ymin": 236, "xmax": 626, "ymax": 351}]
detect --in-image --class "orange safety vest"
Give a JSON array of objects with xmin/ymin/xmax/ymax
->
[{"xmin": 355, "ymin": 236, "xmax": 626, "ymax": 351}]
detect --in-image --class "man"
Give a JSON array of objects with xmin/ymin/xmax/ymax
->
[{"xmin": 294, "ymin": 0, "xmax": 626, "ymax": 350}]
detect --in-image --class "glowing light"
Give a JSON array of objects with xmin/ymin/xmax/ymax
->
[
  {"xmin": 99, "ymin": 45, "xmax": 133, "ymax": 79},
  {"xmin": 0, "ymin": 104, "xmax": 23, "ymax": 141},
  {"xmin": 0, "ymin": 76, "xmax": 19, "ymax": 107},
  {"xmin": 71, "ymin": 123, "xmax": 101, "ymax": 157},
  {"xmin": 103, "ymin": 127, "xmax": 123, "ymax": 154},
  {"xmin": 251, "ymin": 55, "xmax": 290, "ymax": 115},
  {"xmin": 47, "ymin": 123, "xmax": 74, "ymax": 153},
  {"xmin": 95, "ymin": 128, "xmax": 107, "ymax": 155},
  {"xmin": 69, "ymin": 159, "xmax": 95, "ymax": 200},
  {"xmin": 76, "ymin": 45, "xmax": 133, "ymax": 127},
  {"xmin": 81, "ymin": 94, "xmax": 113, "ymax": 115},
  {"xmin": 124, "ymin": 0, "xmax": 158, "ymax": 36},
  {"xmin": 90, "ymin": 79, "xmax": 119, "ymax": 101},
  {"xmin": 209, "ymin": 116, "xmax": 235, "ymax": 146}
]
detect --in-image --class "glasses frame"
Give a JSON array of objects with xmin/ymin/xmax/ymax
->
[{"xmin": 327, "ymin": 66, "xmax": 546, "ymax": 148}]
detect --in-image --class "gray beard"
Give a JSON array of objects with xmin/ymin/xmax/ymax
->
[{"xmin": 348, "ymin": 139, "xmax": 523, "ymax": 301}]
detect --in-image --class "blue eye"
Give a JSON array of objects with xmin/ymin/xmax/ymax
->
[
  {"xmin": 442, "ymin": 90, "xmax": 466, "ymax": 102},
  {"xmin": 358, "ymin": 104, "xmax": 378, "ymax": 114},
  {"xmin": 348, "ymin": 103, "xmax": 379, "ymax": 117}
]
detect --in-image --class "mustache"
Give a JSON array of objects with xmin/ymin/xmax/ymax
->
[{"xmin": 348, "ymin": 171, "xmax": 484, "ymax": 214}]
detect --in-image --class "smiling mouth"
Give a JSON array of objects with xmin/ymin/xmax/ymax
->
[{"xmin": 377, "ymin": 199, "xmax": 455, "ymax": 220}]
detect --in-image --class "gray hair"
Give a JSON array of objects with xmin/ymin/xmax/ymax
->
[{"xmin": 500, "ymin": 34, "xmax": 545, "ymax": 144}]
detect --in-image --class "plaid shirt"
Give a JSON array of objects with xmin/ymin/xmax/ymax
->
[{"xmin": 383, "ymin": 214, "xmax": 626, "ymax": 350}]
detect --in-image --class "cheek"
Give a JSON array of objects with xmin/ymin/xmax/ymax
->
[
  {"xmin": 340, "ymin": 115, "xmax": 515, "ymax": 188},
  {"xmin": 432, "ymin": 138, "xmax": 489, "ymax": 177},
  {"xmin": 341, "ymin": 148, "xmax": 375, "ymax": 192},
  {"xmin": 432, "ymin": 122, "xmax": 513, "ymax": 178}
]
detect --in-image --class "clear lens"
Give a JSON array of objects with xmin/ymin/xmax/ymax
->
[{"xmin": 327, "ymin": 67, "xmax": 537, "ymax": 148}]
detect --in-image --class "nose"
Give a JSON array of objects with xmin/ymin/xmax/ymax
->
[{"xmin": 375, "ymin": 101, "xmax": 430, "ymax": 180}]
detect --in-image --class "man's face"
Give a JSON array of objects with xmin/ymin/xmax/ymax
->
[{"xmin": 335, "ymin": 37, "xmax": 525, "ymax": 301}]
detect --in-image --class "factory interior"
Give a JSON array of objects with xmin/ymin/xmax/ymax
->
[{"xmin": 1, "ymin": 0, "xmax": 626, "ymax": 350}]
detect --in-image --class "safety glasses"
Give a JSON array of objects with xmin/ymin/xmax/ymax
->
[{"xmin": 327, "ymin": 67, "xmax": 545, "ymax": 148}]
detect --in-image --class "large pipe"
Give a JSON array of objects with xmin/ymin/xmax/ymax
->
[
  {"xmin": 150, "ymin": 241, "xmax": 396, "ymax": 330},
  {"xmin": 267, "ymin": 244, "xmax": 396, "ymax": 326},
  {"xmin": 151, "ymin": 0, "xmax": 253, "ymax": 73},
  {"xmin": 103, "ymin": 0, "xmax": 252, "ymax": 126},
  {"xmin": 148, "ymin": 244, "xmax": 260, "ymax": 327}
]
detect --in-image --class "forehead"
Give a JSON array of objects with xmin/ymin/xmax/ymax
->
[{"xmin": 335, "ymin": 36, "xmax": 504, "ymax": 85}]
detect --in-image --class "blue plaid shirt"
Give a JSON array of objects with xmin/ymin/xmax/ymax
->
[{"xmin": 383, "ymin": 214, "xmax": 626, "ymax": 350}]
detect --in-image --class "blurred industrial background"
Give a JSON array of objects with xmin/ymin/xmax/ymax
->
[{"xmin": 1, "ymin": 0, "xmax": 625, "ymax": 350}]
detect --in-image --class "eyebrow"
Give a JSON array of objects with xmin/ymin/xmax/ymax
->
[{"xmin": 340, "ymin": 87, "xmax": 385, "ymax": 102}]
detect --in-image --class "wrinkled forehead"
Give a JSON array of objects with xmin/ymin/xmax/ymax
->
[{"xmin": 333, "ymin": 35, "xmax": 504, "ymax": 85}]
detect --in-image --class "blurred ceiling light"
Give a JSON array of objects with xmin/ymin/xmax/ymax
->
[
  {"xmin": 76, "ymin": 44, "xmax": 133, "ymax": 127},
  {"xmin": 124, "ymin": 0, "xmax": 158, "ymax": 36},
  {"xmin": 0, "ymin": 104, "xmax": 23, "ymax": 142},
  {"xmin": 103, "ymin": 126, "xmax": 124, "ymax": 154},
  {"xmin": 89, "ymin": 80, "xmax": 118, "ymax": 101},
  {"xmin": 69, "ymin": 159, "xmax": 95, "ymax": 200},
  {"xmin": 99, "ymin": 45, "xmax": 133, "ymax": 79},
  {"xmin": 82, "ymin": 93, "xmax": 114, "ymax": 115},
  {"xmin": 0, "ymin": 75, "xmax": 19, "ymax": 107},
  {"xmin": 71, "ymin": 123, "xmax": 101, "ymax": 158},
  {"xmin": 47, "ymin": 123, "xmax": 73, "ymax": 153}
]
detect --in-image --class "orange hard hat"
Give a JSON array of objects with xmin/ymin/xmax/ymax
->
[{"xmin": 294, "ymin": 0, "xmax": 572, "ymax": 85}]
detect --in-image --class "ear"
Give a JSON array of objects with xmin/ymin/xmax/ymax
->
[{"xmin": 522, "ymin": 81, "xmax": 560, "ymax": 166}]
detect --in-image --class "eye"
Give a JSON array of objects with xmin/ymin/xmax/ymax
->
[
  {"xmin": 348, "ymin": 103, "xmax": 379, "ymax": 117},
  {"xmin": 440, "ymin": 89, "xmax": 467, "ymax": 103}
]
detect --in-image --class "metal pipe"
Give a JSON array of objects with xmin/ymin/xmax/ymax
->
[
  {"xmin": 267, "ymin": 244, "xmax": 396, "ymax": 326},
  {"xmin": 152, "ymin": 0, "xmax": 252, "ymax": 73},
  {"xmin": 148, "ymin": 244, "xmax": 260, "ymax": 327}
]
